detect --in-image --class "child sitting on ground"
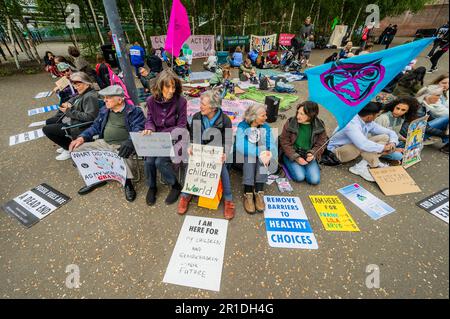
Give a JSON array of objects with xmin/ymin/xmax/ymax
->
[{"xmin": 239, "ymin": 58, "xmax": 258, "ymax": 84}]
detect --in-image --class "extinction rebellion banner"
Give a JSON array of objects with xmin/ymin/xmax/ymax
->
[{"xmin": 150, "ymin": 35, "xmax": 215, "ymax": 58}]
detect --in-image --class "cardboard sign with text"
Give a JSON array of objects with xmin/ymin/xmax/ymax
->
[
  {"xmin": 369, "ymin": 166, "xmax": 421, "ymax": 196},
  {"xmin": 55, "ymin": 77, "xmax": 70, "ymax": 91}
]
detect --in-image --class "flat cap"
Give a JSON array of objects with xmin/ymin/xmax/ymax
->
[{"xmin": 98, "ymin": 85, "xmax": 125, "ymax": 97}]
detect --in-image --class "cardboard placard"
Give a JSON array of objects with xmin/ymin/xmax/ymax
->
[
  {"xmin": 55, "ymin": 77, "xmax": 71, "ymax": 90},
  {"xmin": 369, "ymin": 166, "xmax": 421, "ymax": 196}
]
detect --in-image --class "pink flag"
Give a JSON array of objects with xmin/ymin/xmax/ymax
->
[{"xmin": 164, "ymin": 0, "xmax": 191, "ymax": 57}]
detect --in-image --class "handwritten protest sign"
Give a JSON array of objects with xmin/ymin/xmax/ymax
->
[
  {"xmin": 264, "ymin": 196, "xmax": 318, "ymax": 249},
  {"xmin": 9, "ymin": 129, "xmax": 45, "ymax": 146},
  {"xmin": 417, "ymin": 188, "xmax": 449, "ymax": 223},
  {"xmin": 163, "ymin": 216, "xmax": 229, "ymax": 292},
  {"xmin": 338, "ymin": 184, "xmax": 395, "ymax": 220},
  {"xmin": 28, "ymin": 104, "xmax": 59, "ymax": 116},
  {"xmin": 55, "ymin": 77, "xmax": 70, "ymax": 91},
  {"xmin": 34, "ymin": 91, "xmax": 52, "ymax": 99},
  {"xmin": 250, "ymin": 34, "xmax": 277, "ymax": 52},
  {"xmin": 309, "ymin": 195, "xmax": 360, "ymax": 232},
  {"xmin": 369, "ymin": 166, "xmax": 421, "ymax": 196},
  {"xmin": 182, "ymin": 144, "xmax": 223, "ymax": 199},
  {"xmin": 2, "ymin": 184, "xmax": 70, "ymax": 228},
  {"xmin": 71, "ymin": 151, "xmax": 127, "ymax": 187},
  {"xmin": 151, "ymin": 35, "xmax": 215, "ymax": 59},
  {"xmin": 403, "ymin": 116, "xmax": 428, "ymax": 169},
  {"xmin": 130, "ymin": 132, "xmax": 174, "ymax": 157},
  {"xmin": 279, "ymin": 34, "xmax": 296, "ymax": 46}
]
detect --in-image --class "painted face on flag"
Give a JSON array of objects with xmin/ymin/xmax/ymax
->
[{"xmin": 320, "ymin": 59, "xmax": 385, "ymax": 106}]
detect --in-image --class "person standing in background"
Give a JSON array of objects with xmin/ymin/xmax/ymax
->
[{"xmin": 129, "ymin": 41, "xmax": 146, "ymax": 77}]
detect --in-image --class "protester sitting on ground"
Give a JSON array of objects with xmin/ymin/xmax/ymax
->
[
  {"xmin": 279, "ymin": 101, "xmax": 327, "ymax": 185},
  {"xmin": 393, "ymin": 67, "xmax": 426, "ymax": 97},
  {"xmin": 255, "ymin": 51, "xmax": 266, "ymax": 69},
  {"xmin": 95, "ymin": 53, "xmax": 111, "ymax": 89},
  {"xmin": 43, "ymin": 51, "xmax": 59, "ymax": 78},
  {"xmin": 221, "ymin": 69, "xmax": 236, "ymax": 98},
  {"xmin": 303, "ymin": 35, "xmax": 315, "ymax": 65},
  {"xmin": 139, "ymin": 67, "xmax": 157, "ymax": 93},
  {"xmin": 129, "ymin": 41, "xmax": 146, "ymax": 76},
  {"xmin": 51, "ymin": 62, "xmax": 78, "ymax": 106},
  {"xmin": 327, "ymin": 102, "xmax": 398, "ymax": 182},
  {"xmin": 142, "ymin": 69, "xmax": 187, "ymax": 206},
  {"xmin": 430, "ymin": 73, "xmax": 449, "ymax": 108},
  {"xmin": 358, "ymin": 43, "xmax": 374, "ymax": 55},
  {"xmin": 229, "ymin": 46, "xmax": 243, "ymax": 67},
  {"xmin": 235, "ymin": 103, "xmax": 277, "ymax": 214},
  {"xmin": 324, "ymin": 52, "xmax": 338, "ymax": 64},
  {"xmin": 339, "ymin": 41, "xmax": 354, "ymax": 59},
  {"xmin": 267, "ymin": 50, "xmax": 280, "ymax": 65},
  {"xmin": 375, "ymin": 96, "xmax": 420, "ymax": 163},
  {"xmin": 43, "ymin": 72, "xmax": 100, "ymax": 161},
  {"xmin": 248, "ymin": 49, "xmax": 259, "ymax": 66},
  {"xmin": 239, "ymin": 58, "xmax": 258, "ymax": 83},
  {"xmin": 146, "ymin": 48, "xmax": 163, "ymax": 73},
  {"xmin": 209, "ymin": 65, "xmax": 230, "ymax": 87},
  {"xmin": 177, "ymin": 90, "xmax": 236, "ymax": 219},
  {"xmin": 54, "ymin": 55, "xmax": 76, "ymax": 70},
  {"xmin": 69, "ymin": 85, "xmax": 145, "ymax": 201},
  {"xmin": 416, "ymin": 86, "xmax": 449, "ymax": 120},
  {"xmin": 173, "ymin": 51, "xmax": 191, "ymax": 80},
  {"xmin": 203, "ymin": 51, "xmax": 218, "ymax": 72},
  {"xmin": 68, "ymin": 46, "xmax": 96, "ymax": 79}
]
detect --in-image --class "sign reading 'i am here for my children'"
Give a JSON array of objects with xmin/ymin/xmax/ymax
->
[{"xmin": 263, "ymin": 196, "xmax": 318, "ymax": 250}]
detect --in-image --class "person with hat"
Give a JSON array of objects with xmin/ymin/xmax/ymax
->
[
  {"xmin": 51, "ymin": 62, "xmax": 78, "ymax": 106},
  {"xmin": 69, "ymin": 85, "xmax": 146, "ymax": 202},
  {"xmin": 42, "ymin": 72, "xmax": 100, "ymax": 161}
]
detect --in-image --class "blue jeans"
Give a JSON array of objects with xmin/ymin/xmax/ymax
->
[
  {"xmin": 144, "ymin": 157, "xmax": 178, "ymax": 188},
  {"xmin": 382, "ymin": 142, "xmax": 404, "ymax": 161},
  {"xmin": 283, "ymin": 155, "xmax": 321, "ymax": 185},
  {"xmin": 427, "ymin": 116, "xmax": 449, "ymax": 144}
]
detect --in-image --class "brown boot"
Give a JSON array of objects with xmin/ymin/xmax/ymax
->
[
  {"xmin": 243, "ymin": 193, "xmax": 256, "ymax": 214},
  {"xmin": 224, "ymin": 200, "xmax": 236, "ymax": 220},
  {"xmin": 254, "ymin": 191, "xmax": 265, "ymax": 213}
]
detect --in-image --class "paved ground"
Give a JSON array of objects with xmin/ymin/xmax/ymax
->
[{"xmin": 0, "ymin": 39, "xmax": 448, "ymax": 299}]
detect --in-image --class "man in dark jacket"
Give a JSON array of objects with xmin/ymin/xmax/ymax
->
[
  {"xmin": 69, "ymin": 85, "xmax": 146, "ymax": 202},
  {"xmin": 146, "ymin": 48, "xmax": 163, "ymax": 73}
]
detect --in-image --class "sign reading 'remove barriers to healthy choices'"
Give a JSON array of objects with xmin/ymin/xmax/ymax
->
[
  {"xmin": 2, "ymin": 184, "xmax": 71, "ymax": 228},
  {"xmin": 130, "ymin": 132, "xmax": 174, "ymax": 157},
  {"xmin": 338, "ymin": 184, "xmax": 396, "ymax": 220},
  {"xmin": 163, "ymin": 216, "xmax": 229, "ymax": 292},
  {"xmin": 417, "ymin": 188, "xmax": 449, "ymax": 224},
  {"xmin": 263, "ymin": 196, "xmax": 318, "ymax": 249},
  {"xmin": 309, "ymin": 195, "xmax": 360, "ymax": 232},
  {"xmin": 369, "ymin": 166, "xmax": 421, "ymax": 196},
  {"xmin": 9, "ymin": 129, "xmax": 45, "ymax": 146},
  {"xmin": 182, "ymin": 144, "xmax": 223, "ymax": 199},
  {"xmin": 71, "ymin": 151, "xmax": 127, "ymax": 187}
]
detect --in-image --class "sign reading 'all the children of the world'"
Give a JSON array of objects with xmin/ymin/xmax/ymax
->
[
  {"xmin": 309, "ymin": 195, "xmax": 360, "ymax": 232},
  {"xmin": 263, "ymin": 196, "xmax": 318, "ymax": 249},
  {"xmin": 2, "ymin": 183, "xmax": 71, "ymax": 228},
  {"xmin": 71, "ymin": 150, "xmax": 127, "ymax": 187},
  {"xmin": 417, "ymin": 188, "xmax": 449, "ymax": 224},
  {"xmin": 163, "ymin": 216, "xmax": 229, "ymax": 292},
  {"xmin": 182, "ymin": 144, "xmax": 223, "ymax": 199}
]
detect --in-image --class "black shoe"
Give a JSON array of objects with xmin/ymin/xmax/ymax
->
[
  {"xmin": 78, "ymin": 181, "xmax": 107, "ymax": 195},
  {"xmin": 165, "ymin": 187, "xmax": 181, "ymax": 205},
  {"xmin": 440, "ymin": 143, "xmax": 449, "ymax": 155},
  {"xmin": 124, "ymin": 180, "xmax": 136, "ymax": 202},
  {"xmin": 146, "ymin": 187, "xmax": 157, "ymax": 206}
]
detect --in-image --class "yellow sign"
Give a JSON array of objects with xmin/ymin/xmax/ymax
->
[{"xmin": 309, "ymin": 195, "xmax": 360, "ymax": 232}]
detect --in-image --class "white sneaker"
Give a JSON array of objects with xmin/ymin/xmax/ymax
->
[
  {"xmin": 377, "ymin": 162, "xmax": 389, "ymax": 168},
  {"xmin": 55, "ymin": 150, "xmax": 71, "ymax": 161},
  {"xmin": 349, "ymin": 160, "xmax": 375, "ymax": 182},
  {"xmin": 56, "ymin": 147, "xmax": 65, "ymax": 154}
]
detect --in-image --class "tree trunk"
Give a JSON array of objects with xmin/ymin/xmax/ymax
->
[
  {"xmin": 309, "ymin": 0, "xmax": 316, "ymax": 17},
  {"xmin": 213, "ymin": 0, "xmax": 217, "ymax": 50},
  {"xmin": 7, "ymin": 16, "xmax": 20, "ymax": 69},
  {"xmin": 57, "ymin": 0, "xmax": 77, "ymax": 46},
  {"xmin": 349, "ymin": 5, "xmax": 363, "ymax": 40},
  {"xmin": 12, "ymin": 24, "xmax": 34, "ymax": 62},
  {"xmin": 340, "ymin": 0, "xmax": 346, "ymax": 22},
  {"xmin": 1, "ymin": 37, "xmax": 14, "ymax": 58},
  {"xmin": 220, "ymin": 11, "xmax": 225, "ymax": 51},
  {"xmin": 87, "ymin": 0, "xmax": 105, "ymax": 45},
  {"xmin": 128, "ymin": 0, "xmax": 148, "ymax": 48},
  {"xmin": 140, "ymin": 2, "xmax": 145, "ymax": 34},
  {"xmin": 23, "ymin": 21, "xmax": 41, "ymax": 63},
  {"xmin": 280, "ymin": 12, "xmax": 286, "ymax": 34},
  {"xmin": 289, "ymin": 2, "xmax": 296, "ymax": 33},
  {"xmin": 162, "ymin": 0, "xmax": 168, "ymax": 33},
  {"xmin": 242, "ymin": 13, "xmax": 247, "ymax": 36}
]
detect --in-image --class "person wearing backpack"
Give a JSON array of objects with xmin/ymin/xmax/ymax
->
[
  {"xmin": 95, "ymin": 53, "xmax": 111, "ymax": 89},
  {"xmin": 279, "ymin": 101, "xmax": 328, "ymax": 185},
  {"xmin": 142, "ymin": 70, "xmax": 188, "ymax": 206}
]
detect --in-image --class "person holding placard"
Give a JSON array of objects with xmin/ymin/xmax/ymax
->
[
  {"xmin": 235, "ymin": 103, "xmax": 278, "ymax": 214},
  {"xmin": 280, "ymin": 101, "xmax": 328, "ymax": 185},
  {"xmin": 327, "ymin": 102, "xmax": 398, "ymax": 182},
  {"xmin": 143, "ymin": 70, "xmax": 188, "ymax": 206},
  {"xmin": 178, "ymin": 90, "xmax": 236, "ymax": 219},
  {"xmin": 51, "ymin": 62, "xmax": 77, "ymax": 106},
  {"xmin": 69, "ymin": 85, "xmax": 145, "ymax": 202},
  {"xmin": 43, "ymin": 72, "xmax": 100, "ymax": 161}
]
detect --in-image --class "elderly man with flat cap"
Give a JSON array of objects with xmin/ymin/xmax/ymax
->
[{"xmin": 69, "ymin": 85, "xmax": 145, "ymax": 202}]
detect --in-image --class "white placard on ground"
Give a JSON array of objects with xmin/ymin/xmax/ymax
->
[
  {"xmin": 28, "ymin": 104, "xmax": 59, "ymax": 116},
  {"xmin": 28, "ymin": 121, "xmax": 47, "ymax": 128},
  {"xmin": 9, "ymin": 129, "xmax": 44, "ymax": 146},
  {"xmin": 71, "ymin": 150, "xmax": 127, "ymax": 187},
  {"xmin": 130, "ymin": 132, "xmax": 174, "ymax": 157},
  {"xmin": 163, "ymin": 216, "xmax": 229, "ymax": 292},
  {"xmin": 338, "ymin": 183, "xmax": 396, "ymax": 220},
  {"xmin": 34, "ymin": 91, "xmax": 53, "ymax": 99},
  {"xmin": 264, "ymin": 196, "xmax": 318, "ymax": 250}
]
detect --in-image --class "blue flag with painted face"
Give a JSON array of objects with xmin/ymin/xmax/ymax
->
[{"xmin": 305, "ymin": 38, "xmax": 434, "ymax": 129}]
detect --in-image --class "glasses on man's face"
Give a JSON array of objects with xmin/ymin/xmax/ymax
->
[
  {"xmin": 63, "ymin": 69, "xmax": 71, "ymax": 73},
  {"xmin": 72, "ymin": 81, "xmax": 82, "ymax": 85}
]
